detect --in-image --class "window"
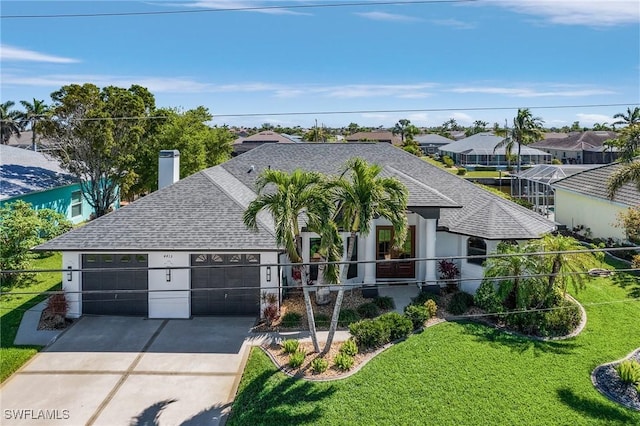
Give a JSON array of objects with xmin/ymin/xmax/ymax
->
[
  {"xmin": 71, "ymin": 190, "xmax": 82, "ymax": 217},
  {"xmin": 467, "ymin": 238, "xmax": 486, "ymax": 265}
]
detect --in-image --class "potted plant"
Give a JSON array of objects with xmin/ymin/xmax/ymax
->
[{"xmin": 438, "ymin": 259, "xmax": 460, "ymax": 291}]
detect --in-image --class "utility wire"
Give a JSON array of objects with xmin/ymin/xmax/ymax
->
[{"xmin": 1, "ymin": 0, "xmax": 479, "ymax": 20}]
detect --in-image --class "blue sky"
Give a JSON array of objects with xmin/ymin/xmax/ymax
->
[{"xmin": 1, "ymin": 1, "xmax": 639, "ymax": 129}]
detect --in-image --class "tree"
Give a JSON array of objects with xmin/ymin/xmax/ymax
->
[
  {"xmin": 613, "ymin": 106, "xmax": 640, "ymax": 127},
  {"xmin": 592, "ymin": 122, "xmax": 611, "ymax": 131},
  {"xmin": 19, "ymin": 98, "xmax": 50, "ymax": 151},
  {"xmin": 42, "ymin": 84, "xmax": 155, "ymax": 218},
  {"xmin": 243, "ymin": 169, "xmax": 333, "ymax": 353},
  {"xmin": 0, "ymin": 101, "xmax": 22, "ymax": 144},
  {"xmin": 323, "ymin": 158, "xmax": 408, "ymax": 353},
  {"xmin": 607, "ymin": 124, "xmax": 640, "ymax": 198},
  {"xmin": 0, "ymin": 201, "xmax": 71, "ymax": 288},
  {"xmin": 465, "ymin": 120, "xmax": 488, "ymax": 137},
  {"xmin": 615, "ymin": 207, "xmax": 640, "ymax": 244},
  {"xmin": 346, "ymin": 122, "xmax": 362, "ymax": 135},
  {"xmin": 494, "ymin": 108, "xmax": 544, "ymax": 173},
  {"xmin": 393, "ymin": 119, "xmax": 419, "ymax": 144}
]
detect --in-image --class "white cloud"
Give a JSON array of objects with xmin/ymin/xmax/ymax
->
[
  {"xmin": 430, "ymin": 18, "xmax": 475, "ymax": 30},
  {"xmin": 184, "ymin": 0, "xmax": 310, "ymax": 15},
  {"xmin": 487, "ymin": 0, "xmax": 640, "ymax": 26},
  {"xmin": 0, "ymin": 45, "xmax": 79, "ymax": 64},
  {"xmin": 355, "ymin": 11, "xmax": 421, "ymax": 22},
  {"xmin": 576, "ymin": 113, "xmax": 615, "ymax": 124},
  {"xmin": 449, "ymin": 85, "xmax": 615, "ymax": 97},
  {"xmin": 450, "ymin": 112, "xmax": 474, "ymax": 125}
]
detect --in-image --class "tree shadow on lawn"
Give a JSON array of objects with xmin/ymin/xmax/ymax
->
[
  {"xmin": 610, "ymin": 272, "xmax": 640, "ymax": 299},
  {"xmin": 228, "ymin": 369, "xmax": 337, "ymax": 425},
  {"xmin": 557, "ymin": 387, "xmax": 637, "ymax": 424},
  {"xmin": 457, "ymin": 321, "xmax": 581, "ymax": 356}
]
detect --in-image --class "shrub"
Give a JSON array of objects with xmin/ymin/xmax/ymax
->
[
  {"xmin": 474, "ymin": 166, "xmax": 497, "ymax": 171},
  {"xmin": 377, "ymin": 312, "xmax": 413, "ymax": 341},
  {"xmin": 443, "ymin": 155, "xmax": 454, "ymax": 168},
  {"xmin": 474, "ymin": 280, "xmax": 504, "ymax": 315},
  {"xmin": 338, "ymin": 309, "xmax": 361, "ymax": 327},
  {"xmin": 551, "ymin": 158, "xmax": 562, "ymax": 165},
  {"xmin": 339, "ymin": 339, "xmax": 358, "ymax": 356},
  {"xmin": 263, "ymin": 304, "xmax": 279, "ymax": 326},
  {"xmin": 404, "ymin": 304, "xmax": 430, "ymax": 329},
  {"xmin": 424, "ymin": 299, "xmax": 438, "ymax": 318},
  {"xmin": 44, "ymin": 293, "xmax": 69, "ymax": 329},
  {"xmin": 280, "ymin": 311, "xmax": 302, "ymax": 328},
  {"xmin": 456, "ymin": 168, "xmax": 467, "ymax": 176},
  {"xmin": 539, "ymin": 300, "xmax": 581, "ymax": 337},
  {"xmin": 447, "ymin": 291, "xmax": 474, "ymax": 315},
  {"xmin": 374, "ymin": 296, "xmax": 395, "ymax": 310},
  {"xmin": 349, "ymin": 319, "xmax": 390, "ymax": 349},
  {"xmin": 357, "ymin": 302, "xmax": 380, "ymax": 319},
  {"xmin": 288, "ymin": 349, "xmax": 306, "ymax": 368},
  {"xmin": 411, "ymin": 292, "xmax": 439, "ymax": 306},
  {"xmin": 281, "ymin": 339, "xmax": 300, "ymax": 354},
  {"xmin": 311, "ymin": 357, "xmax": 329, "ymax": 374},
  {"xmin": 334, "ymin": 353, "xmax": 355, "ymax": 371},
  {"xmin": 615, "ymin": 360, "xmax": 640, "ymax": 385},
  {"xmin": 315, "ymin": 313, "xmax": 330, "ymax": 328}
]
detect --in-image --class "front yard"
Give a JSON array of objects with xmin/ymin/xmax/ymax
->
[{"xmin": 229, "ymin": 259, "xmax": 640, "ymax": 425}]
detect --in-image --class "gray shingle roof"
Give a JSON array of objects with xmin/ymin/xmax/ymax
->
[
  {"xmin": 552, "ymin": 161, "xmax": 640, "ymax": 207},
  {"xmin": 440, "ymin": 132, "xmax": 551, "ymax": 157},
  {"xmin": 1, "ymin": 145, "xmax": 77, "ymax": 201},
  {"xmin": 531, "ymin": 131, "xmax": 617, "ymax": 152}
]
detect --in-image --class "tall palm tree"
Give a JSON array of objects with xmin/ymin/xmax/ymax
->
[
  {"xmin": 19, "ymin": 98, "xmax": 50, "ymax": 151},
  {"xmin": 494, "ymin": 108, "xmax": 544, "ymax": 173},
  {"xmin": 243, "ymin": 169, "xmax": 332, "ymax": 353},
  {"xmin": 607, "ymin": 124, "xmax": 640, "ymax": 198},
  {"xmin": 323, "ymin": 158, "xmax": 408, "ymax": 353},
  {"xmin": 613, "ymin": 106, "xmax": 640, "ymax": 127},
  {"xmin": 0, "ymin": 101, "xmax": 22, "ymax": 145}
]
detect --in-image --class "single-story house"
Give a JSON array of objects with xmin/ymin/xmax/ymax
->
[
  {"xmin": 37, "ymin": 143, "xmax": 555, "ymax": 319},
  {"xmin": 414, "ymin": 133, "xmax": 454, "ymax": 155},
  {"xmin": 439, "ymin": 132, "xmax": 551, "ymax": 167},
  {"xmin": 0, "ymin": 144, "xmax": 94, "ymax": 224},
  {"xmin": 552, "ymin": 162, "xmax": 640, "ymax": 241},
  {"xmin": 232, "ymin": 131, "xmax": 297, "ymax": 156},
  {"xmin": 345, "ymin": 131, "xmax": 402, "ymax": 145},
  {"xmin": 530, "ymin": 131, "xmax": 619, "ymax": 165}
]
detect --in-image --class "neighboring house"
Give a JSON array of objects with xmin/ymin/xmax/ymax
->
[
  {"xmin": 530, "ymin": 131, "xmax": 619, "ymax": 164},
  {"xmin": 232, "ymin": 131, "xmax": 297, "ymax": 156},
  {"xmin": 0, "ymin": 144, "xmax": 93, "ymax": 224},
  {"xmin": 552, "ymin": 162, "xmax": 640, "ymax": 241},
  {"xmin": 7, "ymin": 130, "xmax": 58, "ymax": 153},
  {"xmin": 439, "ymin": 132, "xmax": 551, "ymax": 167},
  {"xmin": 345, "ymin": 131, "xmax": 402, "ymax": 145},
  {"xmin": 414, "ymin": 133, "xmax": 454, "ymax": 155},
  {"xmin": 37, "ymin": 143, "xmax": 555, "ymax": 319}
]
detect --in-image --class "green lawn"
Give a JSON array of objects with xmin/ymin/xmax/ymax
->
[
  {"xmin": 229, "ymin": 260, "xmax": 640, "ymax": 425},
  {"xmin": 0, "ymin": 253, "xmax": 62, "ymax": 383},
  {"xmin": 421, "ymin": 157, "xmax": 505, "ymax": 178}
]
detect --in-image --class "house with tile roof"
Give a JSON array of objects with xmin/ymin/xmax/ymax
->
[
  {"xmin": 345, "ymin": 131, "xmax": 402, "ymax": 145},
  {"xmin": 530, "ymin": 131, "xmax": 619, "ymax": 164},
  {"xmin": 0, "ymin": 145, "xmax": 94, "ymax": 223},
  {"xmin": 37, "ymin": 143, "xmax": 555, "ymax": 319},
  {"xmin": 552, "ymin": 162, "xmax": 640, "ymax": 241}
]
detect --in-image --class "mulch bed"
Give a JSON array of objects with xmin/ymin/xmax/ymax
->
[
  {"xmin": 592, "ymin": 349, "xmax": 640, "ymax": 411},
  {"xmin": 37, "ymin": 307, "xmax": 74, "ymax": 331}
]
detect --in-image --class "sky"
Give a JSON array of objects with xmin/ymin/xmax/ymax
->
[{"xmin": 1, "ymin": 0, "xmax": 639, "ymax": 129}]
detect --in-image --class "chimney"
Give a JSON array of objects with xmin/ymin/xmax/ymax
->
[{"xmin": 158, "ymin": 150, "xmax": 180, "ymax": 190}]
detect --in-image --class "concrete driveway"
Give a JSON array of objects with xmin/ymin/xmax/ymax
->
[{"xmin": 0, "ymin": 316, "xmax": 265, "ymax": 425}]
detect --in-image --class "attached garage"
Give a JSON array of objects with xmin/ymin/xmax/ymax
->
[
  {"xmin": 191, "ymin": 253, "xmax": 261, "ymax": 316},
  {"xmin": 82, "ymin": 254, "xmax": 149, "ymax": 316}
]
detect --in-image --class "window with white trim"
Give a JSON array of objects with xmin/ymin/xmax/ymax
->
[{"xmin": 71, "ymin": 190, "xmax": 82, "ymax": 217}]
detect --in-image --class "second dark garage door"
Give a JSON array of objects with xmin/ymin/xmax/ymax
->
[{"xmin": 191, "ymin": 253, "xmax": 260, "ymax": 316}]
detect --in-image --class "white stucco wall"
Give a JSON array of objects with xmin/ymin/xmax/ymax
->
[
  {"xmin": 555, "ymin": 188, "xmax": 627, "ymax": 241},
  {"xmin": 62, "ymin": 252, "xmax": 82, "ymax": 318}
]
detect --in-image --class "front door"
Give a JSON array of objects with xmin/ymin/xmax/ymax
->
[{"xmin": 376, "ymin": 226, "xmax": 415, "ymax": 280}]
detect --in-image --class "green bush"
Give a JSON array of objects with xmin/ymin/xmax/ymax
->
[
  {"xmin": 615, "ymin": 360, "xmax": 640, "ymax": 385},
  {"xmin": 311, "ymin": 357, "xmax": 329, "ymax": 374},
  {"xmin": 474, "ymin": 166, "xmax": 497, "ymax": 171},
  {"xmin": 404, "ymin": 305, "xmax": 430, "ymax": 329},
  {"xmin": 288, "ymin": 349, "xmax": 306, "ymax": 368},
  {"xmin": 281, "ymin": 339, "xmax": 299, "ymax": 354},
  {"xmin": 474, "ymin": 280, "xmax": 504, "ymax": 314},
  {"xmin": 280, "ymin": 312, "xmax": 302, "ymax": 328},
  {"xmin": 374, "ymin": 296, "xmax": 395, "ymax": 310},
  {"xmin": 349, "ymin": 319, "xmax": 391, "ymax": 349},
  {"xmin": 456, "ymin": 168, "xmax": 467, "ymax": 176},
  {"xmin": 357, "ymin": 302, "xmax": 380, "ymax": 319},
  {"xmin": 334, "ymin": 353, "xmax": 355, "ymax": 371},
  {"xmin": 338, "ymin": 309, "xmax": 361, "ymax": 327},
  {"xmin": 447, "ymin": 291, "xmax": 474, "ymax": 315},
  {"xmin": 551, "ymin": 158, "xmax": 562, "ymax": 165},
  {"xmin": 378, "ymin": 312, "xmax": 413, "ymax": 341},
  {"xmin": 411, "ymin": 292, "xmax": 440, "ymax": 306},
  {"xmin": 424, "ymin": 299, "xmax": 438, "ymax": 318},
  {"xmin": 339, "ymin": 339, "xmax": 358, "ymax": 356},
  {"xmin": 539, "ymin": 300, "xmax": 581, "ymax": 337},
  {"xmin": 315, "ymin": 313, "xmax": 330, "ymax": 329},
  {"xmin": 443, "ymin": 156, "xmax": 454, "ymax": 168}
]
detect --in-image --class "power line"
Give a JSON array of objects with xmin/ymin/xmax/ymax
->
[{"xmin": 1, "ymin": 0, "xmax": 479, "ymax": 20}]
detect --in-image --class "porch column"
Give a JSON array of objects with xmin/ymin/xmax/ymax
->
[
  {"xmin": 363, "ymin": 229, "xmax": 376, "ymax": 285},
  {"xmin": 417, "ymin": 215, "xmax": 427, "ymax": 283},
  {"xmin": 426, "ymin": 219, "xmax": 437, "ymax": 285}
]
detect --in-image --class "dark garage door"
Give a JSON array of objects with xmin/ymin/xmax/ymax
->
[
  {"xmin": 191, "ymin": 253, "xmax": 260, "ymax": 316},
  {"xmin": 82, "ymin": 254, "xmax": 148, "ymax": 316}
]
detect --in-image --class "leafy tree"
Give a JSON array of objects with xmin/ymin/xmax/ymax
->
[
  {"xmin": 393, "ymin": 119, "xmax": 419, "ymax": 144},
  {"xmin": 465, "ymin": 120, "xmax": 488, "ymax": 137},
  {"xmin": 42, "ymin": 84, "xmax": 155, "ymax": 218},
  {"xmin": 0, "ymin": 201, "xmax": 71, "ymax": 288},
  {"xmin": 346, "ymin": 122, "xmax": 362, "ymax": 135},
  {"xmin": 613, "ymin": 106, "xmax": 640, "ymax": 127},
  {"xmin": 592, "ymin": 122, "xmax": 611, "ymax": 131},
  {"xmin": 19, "ymin": 98, "xmax": 50, "ymax": 151},
  {"xmin": 243, "ymin": 169, "xmax": 333, "ymax": 353},
  {"xmin": 0, "ymin": 101, "xmax": 22, "ymax": 144},
  {"xmin": 616, "ymin": 207, "xmax": 640, "ymax": 244},
  {"xmin": 323, "ymin": 158, "xmax": 408, "ymax": 353},
  {"xmin": 570, "ymin": 121, "xmax": 582, "ymax": 132},
  {"xmin": 494, "ymin": 108, "xmax": 544, "ymax": 173}
]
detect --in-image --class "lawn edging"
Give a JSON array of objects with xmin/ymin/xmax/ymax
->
[{"xmin": 591, "ymin": 347, "xmax": 640, "ymax": 412}]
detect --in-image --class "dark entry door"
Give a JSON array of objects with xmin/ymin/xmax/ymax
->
[
  {"xmin": 191, "ymin": 253, "xmax": 260, "ymax": 316},
  {"xmin": 82, "ymin": 254, "xmax": 148, "ymax": 316},
  {"xmin": 376, "ymin": 226, "xmax": 415, "ymax": 279}
]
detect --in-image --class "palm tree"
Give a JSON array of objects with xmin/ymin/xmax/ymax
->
[
  {"xmin": 243, "ymin": 169, "xmax": 332, "ymax": 353},
  {"xmin": 393, "ymin": 119, "xmax": 418, "ymax": 144},
  {"xmin": 494, "ymin": 108, "xmax": 545, "ymax": 174},
  {"xmin": 0, "ymin": 101, "xmax": 22, "ymax": 144},
  {"xmin": 19, "ymin": 98, "xmax": 50, "ymax": 151},
  {"xmin": 607, "ymin": 124, "xmax": 640, "ymax": 198},
  {"xmin": 323, "ymin": 158, "xmax": 408, "ymax": 353},
  {"xmin": 613, "ymin": 106, "xmax": 640, "ymax": 127},
  {"xmin": 608, "ymin": 160, "xmax": 640, "ymax": 199}
]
